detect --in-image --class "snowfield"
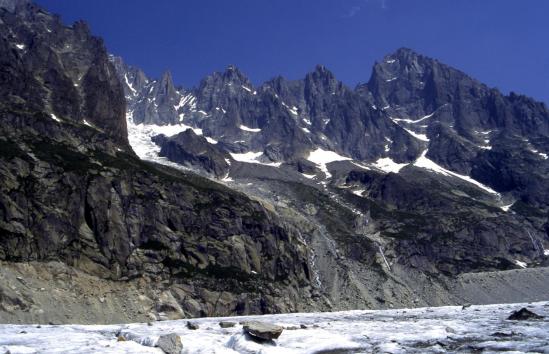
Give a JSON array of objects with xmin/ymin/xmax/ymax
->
[{"xmin": 1, "ymin": 301, "xmax": 548, "ymax": 353}]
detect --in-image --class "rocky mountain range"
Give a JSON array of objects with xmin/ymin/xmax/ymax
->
[{"xmin": 1, "ymin": 0, "xmax": 548, "ymax": 325}]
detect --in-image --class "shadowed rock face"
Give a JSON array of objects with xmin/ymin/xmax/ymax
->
[
  {"xmin": 0, "ymin": 0, "xmax": 127, "ymax": 146},
  {"xmin": 152, "ymin": 129, "xmax": 232, "ymax": 177}
]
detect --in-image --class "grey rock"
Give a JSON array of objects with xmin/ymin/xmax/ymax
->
[
  {"xmin": 243, "ymin": 321, "xmax": 284, "ymax": 340},
  {"xmin": 219, "ymin": 321, "xmax": 236, "ymax": 328},
  {"xmin": 186, "ymin": 321, "xmax": 199, "ymax": 330},
  {"xmin": 157, "ymin": 333, "xmax": 183, "ymax": 354}
]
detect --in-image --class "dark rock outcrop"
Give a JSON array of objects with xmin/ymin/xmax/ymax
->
[
  {"xmin": 0, "ymin": 1, "xmax": 127, "ymax": 146},
  {"xmin": 507, "ymin": 308, "xmax": 544, "ymax": 320},
  {"xmin": 152, "ymin": 130, "xmax": 231, "ymax": 177}
]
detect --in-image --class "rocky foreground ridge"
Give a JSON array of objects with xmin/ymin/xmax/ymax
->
[{"xmin": 0, "ymin": 0, "xmax": 548, "ymax": 324}]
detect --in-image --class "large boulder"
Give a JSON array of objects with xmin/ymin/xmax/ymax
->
[
  {"xmin": 157, "ymin": 333, "xmax": 183, "ymax": 354},
  {"xmin": 242, "ymin": 321, "xmax": 284, "ymax": 340}
]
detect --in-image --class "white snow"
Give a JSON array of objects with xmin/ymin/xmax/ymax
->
[
  {"xmin": 205, "ymin": 137, "xmax": 218, "ymax": 144},
  {"xmin": 174, "ymin": 94, "xmax": 196, "ymax": 111},
  {"xmin": 124, "ymin": 74, "xmax": 137, "ymax": 96},
  {"xmin": 126, "ymin": 115, "xmax": 211, "ymax": 171},
  {"xmin": 307, "ymin": 148, "xmax": 351, "ymax": 178},
  {"xmin": 386, "ymin": 59, "xmax": 396, "ymax": 64},
  {"xmin": 414, "ymin": 150, "xmax": 499, "ymax": 195},
  {"xmin": 229, "ymin": 151, "xmax": 282, "ymax": 167},
  {"xmin": 372, "ymin": 157, "xmax": 408, "ymax": 173},
  {"xmin": 49, "ymin": 113, "xmax": 61, "ymax": 123},
  {"xmin": 301, "ymin": 173, "xmax": 316, "ymax": 179},
  {"xmin": 392, "ymin": 111, "xmax": 435, "ymax": 124},
  {"xmin": 385, "ymin": 77, "xmax": 398, "ymax": 82},
  {"xmin": 352, "ymin": 189, "xmax": 365, "ymax": 196},
  {"xmin": 15, "ymin": 43, "xmax": 25, "ymax": 50},
  {"xmin": 403, "ymin": 127, "xmax": 429, "ymax": 142},
  {"xmin": 239, "ymin": 125, "xmax": 261, "ymax": 133},
  {"xmin": 282, "ymin": 102, "xmax": 298, "ymax": 116},
  {"xmin": 241, "ymin": 85, "xmax": 252, "ymax": 93},
  {"xmin": 544, "ymin": 249, "xmax": 549, "ymax": 256},
  {"xmin": 301, "ymin": 127, "xmax": 311, "ymax": 134},
  {"xmin": 302, "ymin": 118, "xmax": 312, "ymax": 125},
  {"xmin": 229, "ymin": 151, "xmax": 262, "ymax": 163},
  {"xmin": 2, "ymin": 301, "xmax": 548, "ymax": 354},
  {"xmin": 530, "ymin": 148, "xmax": 548, "ymax": 160},
  {"xmin": 384, "ymin": 137, "xmax": 392, "ymax": 152},
  {"xmin": 83, "ymin": 119, "xmax": 94, "ymax": 128},
  {"xmin": 382, "ymin": 105, "xmax": 390, "ymax": 110},
  {"xmin": 515, "ymin": 260, "xmax": 527, "ymax": 268},
  {"xmin": 500, "ymin": 202, "xmax": 514, "ymax": 212}
]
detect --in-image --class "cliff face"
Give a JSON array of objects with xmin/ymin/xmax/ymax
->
[
  {"xmin": 0, "ymin": 1, "xmax": 319, "ymax": 323},
  {"xmin": 0, "ymin": 0, "xmax": 127, "ymax": 146}
]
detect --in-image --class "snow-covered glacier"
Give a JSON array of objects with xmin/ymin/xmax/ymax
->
[{"xmin": 1, "ymin": 301, "xmax": 548, "ymax": 353}]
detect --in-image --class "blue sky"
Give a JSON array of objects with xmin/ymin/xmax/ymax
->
[{"xmin": 36, "ymin": 0, "xmax": 549, "ymax": 103}]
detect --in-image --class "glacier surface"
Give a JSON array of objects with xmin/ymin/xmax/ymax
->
[{"xmin": 1, "ymin": 301, "xmax": 548, "ymax": 353}]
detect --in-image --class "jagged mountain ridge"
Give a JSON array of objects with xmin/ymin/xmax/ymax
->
[{"xmin": 114, "ymin": 48, "xmax": 549, "ymax": 207}]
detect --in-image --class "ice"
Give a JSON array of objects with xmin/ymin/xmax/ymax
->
[
  {"xmin": 1, "ymin": 301, "xmax": 548, "ymax": 353},
  {"xmin": 239, "ymin": 125, "xmax": 261, "ymax": 133},
  {"xmin": 414, "ymin": 150, "xmax": 499, "ymax": 195},
  {"xmin": 372, "ymin": 157, "xmax": 408, "ymax": 173},
  {"xmin": 307, "ymin": 148, "xmax": 351, "ymax": 178}
]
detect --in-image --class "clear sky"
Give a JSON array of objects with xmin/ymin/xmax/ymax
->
[{"xmin": 36, "ymin": 0, "xmax": 549, "ymax": 103}]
